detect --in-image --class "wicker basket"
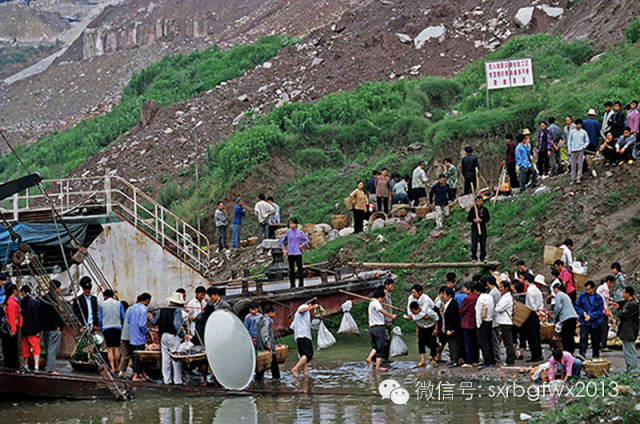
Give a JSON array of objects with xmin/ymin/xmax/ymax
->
[
  {"xmin": 331, "ymin": 215, "xmax": 349, "ymax": 230},
  {"xmin": 302, "ymin": 223, "xmax": 316, "ymax": 234},
  {"xmin": 544, "ymin": 245, "xmax": 564, "ymax": 265},
  {"xmin": 309, "ymin": 232, "xmax": 326, "ymax": 249},
  {"xmin": 170, "ymin": 351, "xmax": 207, "ymax": 364},
  {"xmin": 573, "ymin": 273, "xmax": 587, "ymax": 293},
  {"xmin": 134, "ymin": 350, "xmax": 161, "ymax": 361},
  {"xmin": 275, "ymin": 345, "xmax": 289, "ymax": 364},
  {"xmin": 583, "ymin": 359, "xmax": 611, "ymax": 378},
  {"xmin": 255, "ymin": 351, "xmax": 273, "ymax": 373},
  {"xmin": 418, "ymin": 197, "xmax": 428, "ymax": 206},
  {"xmin": 369, "ymin": 211, "xmax": 387, "ymax": 225},
  {"xmin": 391, "ymin": 204, "xmax": 410, "ymax": 217},
  {"xmin": 69, "ymin": 359, "xmax": 101, "ymax": 373},
  {"xmin": 512, "ymin": 301, "xmax": 532, "ymax": 327},
  {"xmin": 540, "ymin": 324, "xmax": 555, "ymax": 343}
]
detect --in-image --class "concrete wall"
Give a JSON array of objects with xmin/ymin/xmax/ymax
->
[{"xmin": 82, "ymin": 221, "xmax": 208, "ymax": 305}]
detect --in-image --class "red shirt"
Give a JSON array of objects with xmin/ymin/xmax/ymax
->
[
  {"xmin": 4, "ymin": 295, "xmax": 22, "ymax": 333},
  {"xmin": 560, "ymin": 268, "xmax": 575, "ymax": 294},
  {"xmin": 459, "ymin": 293, "xmax": 478, "ymax": 329}
]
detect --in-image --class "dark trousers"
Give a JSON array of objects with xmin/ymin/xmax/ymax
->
[
  {"xmin": 617, "ymin": 148, "xmax": 633, "ymax": 162},
  {"xmin": 353, "ymin": 209, "xmax": 365, "ymax": 233},
  {"xmin": 602, "ymin": 147, "xmax": 617, "ymax": 164},
  {"xmin": 561, "ymin": 318, "xmax": 577, "ymax": 355},
  {"xmin": 463, "ymin": 176, "xmax": 475, "ymax": 195},
  {"xmin": 471, "ymin": 229, "xmax": 487, "ymax": 261},
  {"xmin": 1, "ymin": 333, "xmax": 20, "ymax": 369},
  {"xmin": 500, "ymin": 324, "xmax": 516, "ymax": 365},
  {"xmin": 376, "ymin": 196, "xmax": 389, "ymax": 214},
  {"xmin": 507, "ymin": 162, "xmax": 518, "ymax": 190},
  {"xmin": 131, "ymin": 344, "xmax": 146, "ymax": 374},
  {"xmin": 217, "ymin": 225, "xmax": 227, "ymax": 250},
  {"xmin": 446, "ymin": 334, "xmax": 461, "ymax": 363},
  {"xmin": 462, "ymin": 328, "xmax": 479, "ymax": 364},
  {"xmin": 537, "ymin": 150, "xmax": 550, "ymax": 176},
  {"xmin": 255, "ymin": 352, "xmax": 280, "ymax": 381},
  {"xmin": 418, "ymin": 326, "xmax": 437, "ymax": 359},
  {"xmin": 568, "ymin": 290, "xmax": 577, "ymax": 305},
  {"xmin": 579, "ymin": 324, "xmax": 601, "ymax": 358},
  {"xmin": 288, "ymin": 254, "xmax": 303, "ymax": 288},
  {"xmin": 477, "ymin": 321, "xmax": 495, "ymax": 365},
  {"xmin": 119, "ymin": 341, "xmax": 134, "ymax": 373},
  {"xmin": 524, "ymin": 313, "xmax": 542, "ymax": 360},
  {"xmin": 600, "ymin": 321, "xmax": 609, "ymax": 349},
  {"xmin": 410, "ymin": 187, "xmax": 426, "ymax": 203},
  {"xmin": 518, "ymin": 166, "xmax": 537, "ymax": 192}
]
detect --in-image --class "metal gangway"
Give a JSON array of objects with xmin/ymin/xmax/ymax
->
[{"xmin": 2, "ymin": 175, "xmax": 211, "ymax": 276}]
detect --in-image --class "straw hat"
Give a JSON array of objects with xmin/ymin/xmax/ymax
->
[
  {"xmin": 587, "ymin": 108, "xmax": 597, "ymax": 116},
  {"xmin": 166, "ymin": 292, "xmax": 186, "ymax": 305},
  {"xmin": 534, "ymin": 274, "xmax": 547, "ymax": 287},
  {"xmin": 522, "ymin": 128, "xmax": 531, "ymax": 135}
]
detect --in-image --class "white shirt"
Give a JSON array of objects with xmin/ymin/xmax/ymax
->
[
  {"xmin": 254, "ymin": 200, "xmax": 275, "ymax": 224},
  {"xmin": 407, "ymin": 293, "xmax": 438, "ymax": 328},
  {"xmin": 368, "ymin": 299, "xmax": 385, "ymax": 327},
  {"xmin": 560, "ymin": 244, "xmax": 573, "ymax": 268},
  {"xmin": 525, "ymin": 285, "xmax": 544, "ymax": 311},
  {"xmin": 412, "ymin": 166, "xmax": 427, "ymax": 189},
  {"xmin": 475, "ymin": 293, "xmax": 495, "ymax": 328},
  {"xmin": 186, "ymin": 297, "xmax": 205, "ymax": 333},
  {"xmin": 494, "ymin": 292, "xmax": 514, "ymax": 325},
  {"xmin": 290, "ymin": 304, "xmax": 312, "ymax": 340}
]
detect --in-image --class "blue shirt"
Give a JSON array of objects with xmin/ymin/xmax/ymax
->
[
  {"xmin": 582, "ymin": 118, "xmax": 601, "ymax": 148},
  {"xmin": 269, "ymin": 204, "xmax": 280, "ymax": 224},
  {"xmin": 454, "ymin": 292, "xmax": 467, "ymax": 309},
  {"xmin": 232, "ymin": 204, "xmax": 246, "ymax": 226},
  {"xmin": 515, "ymin": 143, "xmax": 531, "ymax": 168},
  {"xmin": 0, "ymin": 284, "xmax": 5, "ymax": 306},
  {"xmin": 127, "ymin": 302, "xmax": 149, "ymax": 345},
  {"xmin": 244, "ymin": 312, "xmax": 263, "ymax": 339},
  {"xmin": 575, "ymin": 292, "xmax": 604, "ymax": 328},
  {"xmin": 568, "ymin": 128, "xmax": 590, "ymax": 153}
]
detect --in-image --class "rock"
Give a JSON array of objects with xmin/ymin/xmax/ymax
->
[
  {"xmin": 407, "ymin": 226, "xmax": 417, "ymax": 235},
  {"xmin": 163, "ymin": 127, "xmax": 173, "ymax": 134},
  {"xmin": 395, "ymin": 222, "xmax": 410, "ymax": 231},
  {"xmin": 326, "ymin": 229, "xmax": 339, "ymax": 242},
  {"xmin": 414, "ymin": 25, "xmax": 446, "ymax": 49},
  {"xmin": 232, "ymin": 112, "xmax": 245, "ymax": 126},
  {"xmin": 395, "ymin": 33, "xmax": 412, "ymax": 44},
  {"xmin": 371, "ymin": 219, "xmax": 385, "ymax": 230},
  {"xmin": 605, "ymin": 171, "xmax": 613, "ymax": 177},
  {"xmin": 258, "ymin": 239, "xmax": 281, "ymax": 250},
  {"xmin": 409, "ymin": 64, "xmax": 421, "ymax": 75},
  {"xmin": 375, "ymin": 234, "xmax": 387, "ymax": 243},
  {"xmin": 533, "ymin": 185, "xmax": 551, "ymax": 196},
  {"xmin": 237, "ymin": 94, "xmax": 249, "ymax": 102},
  {"xmin": 634, "ymin": 402, "xmax": 640, "ymax": 411},
  {"xmin": 262, "ymin": 61, "xmax": 272, "ymax": 69},
  {"xmin": 339, "ymin": 227, "xmax": 355, "ymax": 237},
  {"xmin": 314, "ymin": 223, "xmax": 331, "ymax": 233},
  {"xmin": 311, "ymin": 57, "xmax": 324, "ymax": 66},
  {"xmin": 140, "ymin": 100, "xmax": 159, "ymax": 126},
  {"xmin": 590, "ymin": 53, "xmax": 605, "ymax": 63},
  {"xmin": 514, "ymin": 7, "xmax": 534, "ymax": 28},
  {"xmin": 385, "ymin": 218, "xmax": 401, "ymax": 226},
  {"xmin": 444, "ymin": 110, "xmax": 460, "ymax": 119},
  {"xmin": 539, "ymin": 5, "xmax": 563, "ymax": 18},
  {"xmin": 519, "ymin": 413, "xmax": 531, "ymax": 421}
]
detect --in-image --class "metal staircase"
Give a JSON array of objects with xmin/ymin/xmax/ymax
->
[{"xmin": 3, "ymin": 176, "xmax": 211, "ymax": 276}]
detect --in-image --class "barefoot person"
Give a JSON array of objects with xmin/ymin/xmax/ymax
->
[
  {"xmin": 366, "ymin": 287, "xmax": 397, "ymax": 371},
  {"xmin": 290, "ymin": 298, "xmax": 320, "ymax": 378}
]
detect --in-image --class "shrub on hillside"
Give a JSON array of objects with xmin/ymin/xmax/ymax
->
[{"xmin": 626, "ymin": 18, "xmax": 640, "ymax": 44}]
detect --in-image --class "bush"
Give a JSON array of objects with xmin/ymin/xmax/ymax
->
[
  {"xmin": 626, "ymin": 18, "xmax": 640, "ymax": 44},
  {"xmin": 294, "ymin": 148, "xmax": 329, "ymax": 168}
]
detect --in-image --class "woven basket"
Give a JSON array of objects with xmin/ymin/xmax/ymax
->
[
  {"xmin": 170, "ymin": 351, "xmax": 207, "ymax": 364},
  {"xmin": 391, "ymin": 204, "xmax": 410, "ymax": 217},
  {"xmin": 369, "ymin": 211, "xmax": 387, "ymax": 225},
  {"xmin": 302, "ymin": 223, "xmax": 316, "ymax": 234},
  {"xmin": 418, "ymin": 197, "xmax": 428, "ymax": 206},
  {"xmin": 134, "ymin": 350, "xmax": 161, "ymax": 361},
  {"xmin": 255, "ymin": 350, "xmax": 273, "ymax": 373},
  {"xmin": 583, "ymin": 359, "xmax": 611, "ymax": 378},
  {"xmin": 540, "ymin": 324, "xmax": 555, "ymax": 342},
  {"xmin": 544, "ymin": 245, "xmax": 564, "ymax": 265},
  {"xmin": 309, "ymin": 232, "xmax": 326, "ymax": 249},
  {"xmin": 331, "ymin": 215, "xmax": 349, "ymax": 230},
  {"xmin": 573, "ymin": 273, "xmax": 587, "ymax": 293},
  {"xmin": 512, "ymin": 301, "xmax": 532, "ymax": 327},
  {"xmin": 275, "ymin": 345, "xmax": 289, "ymax": 364}
]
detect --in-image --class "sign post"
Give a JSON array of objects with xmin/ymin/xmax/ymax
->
[{"xmin": 484, "ymin": 58, "xmax": 534, "ymax": 110}]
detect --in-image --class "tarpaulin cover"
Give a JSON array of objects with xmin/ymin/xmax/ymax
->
[{"xmin": 0, "ymin": 223, "xmax": 87, "ymax": 263}]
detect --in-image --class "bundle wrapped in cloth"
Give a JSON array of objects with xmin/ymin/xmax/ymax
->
[
  {"xmin": 338, "ymin": 300, "xmax": 360, "ymax": 335},
  {"xmin": 389, "ymin": 326, "xmax": 408, "ymax": 357}
]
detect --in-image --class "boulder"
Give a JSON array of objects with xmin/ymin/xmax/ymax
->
[
  {"xmin": 259, "ymin": 239, "xmax": 281, "ymax": 250},
  {"xmin": 314, "ymin": 223, "xmax": 331, "ymax": 233},
  {"xmin": 414, "ymin": 25, "xmax": 446, "ymax": 49},
  {"xmin": 371, "ymin": 219, "xmax": 385, "ymax": 230},
  {"xmin": 539, "ymin": 5, "xmax": 563, "ymax": 18},
  {"xmin": 275, "ymin": 228, "xmax": 288, "ymax": 237},
  {"xmin": 326, "ymin": 229, "xmax": 339, "ymax": 242},
  {"xmin": 339, "ymin": 227, "xmax": 355, "ymax": 237},
  {"xmin": 375, "ymin": 235, "xmax": 387, "ymax": 243},
  {"xmin": 514, "ymin": 7, "xmax": 534, "ymax": 28},
  {"xmin": 140, "ymin": 100, "xmax": 159, "ymax": 126},
  {"xmin": 395, "ymin": 33, "xmax": 412, "ymax": 44}
]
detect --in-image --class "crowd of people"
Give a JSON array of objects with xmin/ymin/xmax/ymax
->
[{"xmin": 356, "ymin": 256, "xmax": 639, "ymax": 379}]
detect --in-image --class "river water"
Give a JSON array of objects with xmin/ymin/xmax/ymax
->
[{"xmin": 0, "ymin": 359, "xmax": 550, "ymax": 423}]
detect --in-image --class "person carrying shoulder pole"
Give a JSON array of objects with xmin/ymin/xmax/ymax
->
[{"xmin": 366, "ymin": 287, "xmax": 397, "ymax": 371}]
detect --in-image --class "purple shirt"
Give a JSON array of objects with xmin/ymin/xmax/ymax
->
[
  {"xmin": 280, "ymin": 228, "xmax": 309, "ymax": 256},
  {"xmin": 627, "ymin": 109, "xmax": 640, "ymax": 134}
]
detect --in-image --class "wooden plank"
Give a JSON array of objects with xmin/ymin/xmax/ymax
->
[{"xmin": 348, "ymin": 261, "xmax": 499, "ymax": 269}]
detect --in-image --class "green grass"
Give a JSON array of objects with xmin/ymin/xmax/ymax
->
[{"xmin": 0, "ymin": 36, "xmax": 293, "ymax": 180}]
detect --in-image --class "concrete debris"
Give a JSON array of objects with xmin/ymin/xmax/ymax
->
[
  {"xmin": 514, "ymin": 7, "xmax": 534, "ymax": 28},
  {"xmin": 414, "ymin": 25, "xmax": 446, "ymax": 49},
  {"xmin": 395, "ymin": 33, "xmax": 412, "ymax": 44},
  {"xmin": 338, "ymin": 227, "xmax": 355, "ymax": 237},
  {"xmin": 538, "ymin": 5, "xmax": 564, "ymax": 18}
]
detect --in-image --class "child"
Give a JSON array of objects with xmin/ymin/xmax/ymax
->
[
  {"xmin": 290, "ymin": 298, "xmax": 320, "ymax": 378},
  {"xmin": 256, "ymin": 304, "xmax": 280, "ymax": 380},
  {"xmin": 366, "ymin": 287, "xmax": 397, "ymax": 371},
  {"xmin": 244, "ymin": 301, "xmax": 263, "ymax": 345},
  {"xmin": 548, "ymin": 348, "xmax": 582, "ymax": 382}
]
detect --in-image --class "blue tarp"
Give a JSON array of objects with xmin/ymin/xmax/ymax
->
[{"xmin": 0, "ymin": 223, "xmax": 88, "ymax": 263}]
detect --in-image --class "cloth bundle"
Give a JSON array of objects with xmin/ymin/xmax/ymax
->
[
  {"xmin": 389, "ymin": 326, "xmax": 408, "ymax": 357},
  {"xmin": 337, "ymin": 300, "xmax": 360, "ymax": 335},
  {"xmin": 317, "ymin": 320, "xmax": 337, "ymax": 350}
]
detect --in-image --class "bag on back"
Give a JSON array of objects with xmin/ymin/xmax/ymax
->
[{"xmin": 344, "ymin": 196, "xmax": 354, "ymax": 211}]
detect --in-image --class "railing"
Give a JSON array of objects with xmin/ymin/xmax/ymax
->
[{"xmin": 4, "ymin": 176, "xmax": 211, "ymax": 276}]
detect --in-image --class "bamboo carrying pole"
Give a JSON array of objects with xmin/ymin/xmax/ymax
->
[
  {"xmin": 348, "ymin": 261, "xmax": 499, "ymax": 269},
  {"xmin": 471, "ymin": 180, "xmax": 482, "ymax": 236},
  {"xmin": 338, "ymin": 289, "xmax": 404, "ymax": 312}
]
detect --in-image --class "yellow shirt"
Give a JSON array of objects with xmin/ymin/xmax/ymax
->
[{"xmin": 350, "ymin": 188, "xmax": 367, "ymax": 210}]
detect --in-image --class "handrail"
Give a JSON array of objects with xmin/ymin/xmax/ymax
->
[{"xmin": 3, "ymin": 175, "xmax": 211, "ymax": 276}]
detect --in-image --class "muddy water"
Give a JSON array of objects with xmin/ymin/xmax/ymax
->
[{"xmin": 0, "ymin": 359, "xmax": 549, "ymax": 423}]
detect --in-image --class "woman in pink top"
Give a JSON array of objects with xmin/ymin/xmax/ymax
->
[{"xmin": 548, "ymin": 348, "xmax": 582, "ymax": 382}]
